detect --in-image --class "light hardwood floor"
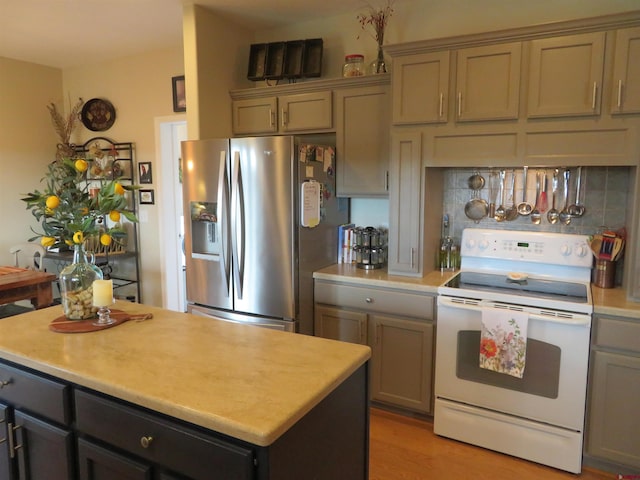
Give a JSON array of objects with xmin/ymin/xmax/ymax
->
[{"xmin": 369, "ymin": 408, "xmax": 615, "ymax": 479}]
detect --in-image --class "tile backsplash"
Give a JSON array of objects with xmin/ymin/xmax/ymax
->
[{"xmin": 442, "ymin": 166, "xmax": 631, "ymax": 241}]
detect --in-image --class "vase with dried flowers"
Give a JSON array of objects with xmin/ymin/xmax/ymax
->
[
  {"xmin": 48, "ymin": 97, "xmax": 84, "ymax": 161},
  {"xmin": 357, "ymin": 0, "xmax": 395, "ymax": 74}
]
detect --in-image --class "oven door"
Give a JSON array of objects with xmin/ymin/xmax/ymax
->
[{"xmin": 435, "ymin": 295, "xmax": 591, "ymax": 431}]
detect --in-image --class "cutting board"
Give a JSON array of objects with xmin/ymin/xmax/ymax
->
[{"xmin": 49, "ymin": 309, "xmax": 152, "ymax": 333}]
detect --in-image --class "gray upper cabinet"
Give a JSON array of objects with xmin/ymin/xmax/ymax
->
[
  {"xmin": 527, "ymin": 32, "xmax": 606, "ymax": 118},
  {"xmin": 335, "ymin": 84, "xmax": 390, "ymax": 197},
  {"xmin": 610, "ymin": 26, "xmax": 640, "ymax": 115},
  {"xmin": 232, "ymin": 91, "xmax": 332, "ymax": 135},
  {"xmin": 456, "ymin": 42, "xmax": 522, "ymax": 121},
  {"xmin": 392, "ymin": 51, "xmax": 450, "ymax": 125}
]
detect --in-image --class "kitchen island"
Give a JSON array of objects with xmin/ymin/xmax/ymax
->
[{"xmin": 0, "ymin": 301, "xmax": 371, "ymax": 479}]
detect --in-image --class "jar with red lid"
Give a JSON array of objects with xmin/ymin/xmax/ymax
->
[{"xmin": 343, "ymin": 54, "xmax": 365, "ymax": 77}]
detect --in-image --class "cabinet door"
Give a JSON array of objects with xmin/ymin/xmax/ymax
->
[
  {"xmin": 78, "ymin": 438, "xmax": 152, "ymax": 480},
  {"xmin": 279, "ymin": 91, "xmax": 332, "ymax": 132},
  {"xmin": 336, "ymin": 85, "xmax": 390, "ymax": 196},
  {"xmin": 587, "ymin": 351, "xmax": 640, "ymax": 468},
  {"xmin": 0, "ymin": 404, "xmax": 12, "ymax": 480},
  {"xmin": 527, "ymin": 32, "xmax": 605, "ymax": 118},
  {"xmin": 611, "ymin": 27, "xmax": 640, "ymax": 114},
  {"xmin": 456, "ymin": 42, "xmax": 521, "ymax": 121},
  {"xmin": 232, "ymin": 97, "xmax": 278, "ymax": 135},
  {"xmin": 388, "ymin": 132, "xmax": 422, "ymax": 275},
  {"xmin": 13, "ymin": 410, "xmax": 74, "ymax": 480},
  {"xmin": 314, "ymin": 304, "xmax": 368, "ymax": 345},
  {"xmin": 369, "ymin": 315, "xmax": 434, "ymax": 414},
  {"xmin": 392, "ymin": 51, "xmax": 449, "ymax": 124}
]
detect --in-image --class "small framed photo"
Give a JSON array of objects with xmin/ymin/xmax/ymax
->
[
  {"xmin": 138, "ymin": 161, "xmax": 152, "ymax": 184},
  {"xmin": 139, "ymin": 189, "xmax": 155, "ymax": 205},
  {"xmin": 172, "ymin": 75, "xmax": 186, "ymax": 112}
]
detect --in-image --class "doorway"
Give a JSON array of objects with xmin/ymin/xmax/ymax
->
[{"xmin": 155, "ymin": 115, "xmax": 187, "ymax": 311}]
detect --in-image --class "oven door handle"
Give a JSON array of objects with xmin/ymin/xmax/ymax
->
[{"xmin": 437, "ymin": 296, "xmax": 591, "ymax": 327}]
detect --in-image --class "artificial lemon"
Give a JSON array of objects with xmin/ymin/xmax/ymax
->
[
  {"xmin": 41, "ymin": 236, "xmax": 55, "ymax": 247},
  {"xmin": 75, "ymin": 159, "xmax": 88, "ymax": 173},
  {"xmin": 45, "ymin": 195, "xmax": 60, "ymax": 209},
  {"xmin": 72, "ymin": 231, "xmax": 84, "ymax": 244},
  {"xmin": 64, "ymin": 240, "xmax": 73, "ymax": 246},
  {"xmin": 114, "ymin": 182, "xmax": 125, "ymax": 195},
  {"xmin": 109, "ymin": 210, "xmax": 121, "ymax": 222},
  {"xmin": 100, "ymin": 233, "xmax": 112, "ymax": 246}
]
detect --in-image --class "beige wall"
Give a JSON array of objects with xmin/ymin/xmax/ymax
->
[
  {"xmin": 0, "ymin": 57, "xmax": 61, "ymax": 266},
  {"xmin": 62, "ymin": 46, "xmax": 184, "ymax": 306}
]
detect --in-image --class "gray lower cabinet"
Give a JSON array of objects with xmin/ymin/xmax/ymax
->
[
  {"xmin": 586, "ymin": 314, "xmax": 640, "ymax": 470},
  {"xmin": 314, "ymin": 280, "xmax": 435, "ymax": 414}
]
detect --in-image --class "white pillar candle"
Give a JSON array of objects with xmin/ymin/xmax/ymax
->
[{"xmin": 93, "ymin": 280, "xmax": 113, "ymax": 307}]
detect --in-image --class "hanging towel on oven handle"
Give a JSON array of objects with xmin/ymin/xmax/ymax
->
[{"xmin": 479, "ymin": 307, "xmax": 529, "ymax": 378}]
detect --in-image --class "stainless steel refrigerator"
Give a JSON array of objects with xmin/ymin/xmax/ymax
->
[{"xmin": 181, "ymin": 134, "xmax": 348, "ymax": 334}]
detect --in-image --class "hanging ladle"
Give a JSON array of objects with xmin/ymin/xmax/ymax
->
[
  {"xmin": 559, "ymin": 169, "xmax": 572, "ymax": 225},
  {"xmin": 547, "ymin": 169, "xmax": 560, "ymax": 225},
  {"xmin": 517, "ymin": 166, "xmax": 533, "ymax": 216},
  {"xmin": 568, "ymin": 166, "xmax": 586, "ymax": 217},
  {"xmin": 494, "ymin": 170, "xmax": 506, "ymax": 222},
  {"xmin": 530, "ymin": 171, "xmax": 542, "ymax": 225}
]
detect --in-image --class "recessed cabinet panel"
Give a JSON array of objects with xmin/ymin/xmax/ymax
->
[
  {"xmin": 456, "ymin": 42, "xmax": 521, "ymax": 121},
  {"xmin": 527, "ymin": 32, "xmax": 605, "ymax": 118},
  {"xmin": 232, "ymin": 97, "xmax": 278, "ymax": 135},
  {"xmin": 279, "ymin": 91, "xmax": 332, "ymax": 132},
  {"xmin": 314, "ymin": 305, "xmax": 367, "ymax": 344},
  {"xmin": 611, "ymin": 26, "xmax": 640, "ymax": 114},
  {"xmin": 392, "ymin": 51, "xmax": 449, "ymax": 124}
]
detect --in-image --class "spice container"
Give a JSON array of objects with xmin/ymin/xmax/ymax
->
[
  {"xmin": 343, "ymin": 54, "xmax": 365, "ymax": 77},
  {"xmin": 353, "ymin": 226, "xmax": 387, "ymax": 269}
]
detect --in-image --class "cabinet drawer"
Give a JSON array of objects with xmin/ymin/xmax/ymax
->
[
  {"xmin": 75, "ymin": 389, "xmax": 255, "ymax": 480},
  {"xmin": 315, "ymin": 281, "xmax": 434, "ymax": 320},
  {"xmin": 594, "ymin": 316, "xmax": 640, "ymax": 353},
  {"xmin": 0, "ymin": 361, "xmax": 71, "ymax": 426}
]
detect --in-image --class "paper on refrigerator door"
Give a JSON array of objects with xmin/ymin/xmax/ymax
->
[{"xmin": 301, "ymin": 180, "xmax": 320, "ymax": 228}]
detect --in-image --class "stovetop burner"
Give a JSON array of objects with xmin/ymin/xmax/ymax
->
[{"xmin": 444, "ymin": 271, "xmax": 589, "ymax": 304}]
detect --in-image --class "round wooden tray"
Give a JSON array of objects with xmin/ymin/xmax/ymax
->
[{"xmin": 49, "ymin": 309, "xmax": 152, "ymax": 333}]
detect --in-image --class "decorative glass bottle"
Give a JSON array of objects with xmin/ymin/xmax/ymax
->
[
  {"xmin": 59, "ymin": 244, "xmax": 103, "ymax": 320},
  {"xmin": 370, "ymin": 45, "xmax": 387, "ymax": 74}
]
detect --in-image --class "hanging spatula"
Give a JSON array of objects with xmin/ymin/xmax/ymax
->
[{"xmin": 539, "ymin": 171, "xmax": 548, "ymax": 213}]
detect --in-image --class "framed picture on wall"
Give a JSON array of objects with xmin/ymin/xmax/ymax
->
[
  {"xmin": 172, "ymin": 75, "xmax": 186, "ymax": 112},
  {"xmin": 139, "ymin": 189, "xmax": 155, "ymax": 205},
  {"xmin": 139, "ymin": 161, "xmax": 152, "ymax": 184}
]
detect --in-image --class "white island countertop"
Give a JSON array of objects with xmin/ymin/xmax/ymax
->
[{"xmin": 0, "ymin": 301, "xmax": 371, "ymax": 446}]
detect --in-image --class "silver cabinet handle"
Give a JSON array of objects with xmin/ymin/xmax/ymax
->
[
  {"xmin": 281, "ymin": 108, "xmax": 288, "ymax": 127},
  {"xmin": 365, "ymin": 297, "xmax": 373, "ymax": 304},
  {"xmin": 268, "ymin": 108, "xmax": 275, "ymax": 127},
  {"xmin": 7, "ymin": 423, "xmax": 22, "ymax": 458},
  {"xmin": 617, "ymin": 80, "xmax": 623, "ymax": 108},
  {"xmin": 439, "ymin": 92, "xmax": 444, "ymax": 118},
  {"xmin": 591, "ymin": 81, "xmax": 597, "ymax": 110},
  {"xmin": 0, "ymin": 379, "xmax": 10, "ymax": 388},
  {"xmin": 140, "ymin": 436, "xmax": 154, "ymax": 448},
  {"xmin": 457, "ymin": 92, "xmax": 462, "ymax": 117},
  {"xmin": 410, "ymin": 247, "xmax": 415, "ymax": 269}
]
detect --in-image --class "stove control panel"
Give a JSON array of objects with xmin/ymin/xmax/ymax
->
[{"xmin": 461, "ymin": 228, "xmax": 593, "ymax": 268}]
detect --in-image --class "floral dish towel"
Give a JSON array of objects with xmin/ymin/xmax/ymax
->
[{"xmin": 479, "ymin": 308, "xmax": 528, "ymax": 378}]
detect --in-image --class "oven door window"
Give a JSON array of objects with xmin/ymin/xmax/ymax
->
[{"xmin": 456, "ymin": 330, "xmax": 561, "ymax": 399}]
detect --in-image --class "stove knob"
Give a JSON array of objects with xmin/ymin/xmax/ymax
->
[
  {"xmin": 478, "ymin": 239, "xmax": 489, "ymax": 250},
  {"xmin": 574, "ymin": 244, "xmax": 589, "ymax": 257},
  {"xmin": 560, "ymin": 244, "xmax": 572, "ymax": 256},
  {"xmin": 465, "ymin": 239, "xmax": 476, "ymax": 250}
]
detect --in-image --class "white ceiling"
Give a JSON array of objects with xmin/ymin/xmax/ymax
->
[{"xmin": 0, "ymin": 0, "xmax": 369, "ymax": 69}]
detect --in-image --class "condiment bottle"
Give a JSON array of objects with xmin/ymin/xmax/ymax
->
[{"xmin": 343, "ymin": 54, "xmax": 365, "ymax": 77}]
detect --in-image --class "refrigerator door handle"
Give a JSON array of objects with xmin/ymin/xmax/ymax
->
[
  {"xmin": 231, "ymin": 151, "xmax": 246, "ymax": 299},
  {"xmin": 217, "ymin": 151, "xmax": 231, "ymax": 294}
]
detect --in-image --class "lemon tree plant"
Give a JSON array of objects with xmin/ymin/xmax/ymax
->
[{"xmin": 22, "ymin": 157, "xmax": 138, "ymax": 250}]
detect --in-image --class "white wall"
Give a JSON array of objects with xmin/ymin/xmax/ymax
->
[
  {"xmin": 0, "ymin": 57, "xmax": 61, "ymax": 266},
  {"xmin": 62, "ymin": 46, "xmax": 184, "ymax": 306}
]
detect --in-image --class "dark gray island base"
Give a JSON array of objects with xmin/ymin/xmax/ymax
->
[{"xmin": 0, "ymin": 358, "xmax": 368, "ymax": 479}]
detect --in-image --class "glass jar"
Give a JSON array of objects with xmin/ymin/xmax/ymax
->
[
  {"xmin": 59, "ymin": 244, "xmax": 104, "ymax": 320},
  {"xmin": 343, "ymin": 54, "xmax": 365, "ymax": 77}
]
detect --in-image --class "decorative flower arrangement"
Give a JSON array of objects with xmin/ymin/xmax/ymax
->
[
  {"xmin": 22, "ymin": 158, "xmax": 137, "ymax": 251},
  {"xmin": 357, "ymin": 0, "xmax": 395, "ymax": 47}
]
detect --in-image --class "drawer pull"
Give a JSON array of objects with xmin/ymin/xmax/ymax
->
[
  {"xmin": 365, "ymin": 297, "xmax": 373, "ymax": 304},
  {"xmin": 140, "ymin": 435, "xmax": 154, "ymax": 448},
  {"xmin": 0, "ymin": 379, "xmax": 11, "ymax": 388}
]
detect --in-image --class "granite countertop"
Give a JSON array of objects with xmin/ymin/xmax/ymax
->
[
  {"xmin": 315, "ymin": 264, "xmax": 640, "ymax": 319},
  {"xmin": 0, "ymin": 301, "xmax": 371, "ymax": 446}
]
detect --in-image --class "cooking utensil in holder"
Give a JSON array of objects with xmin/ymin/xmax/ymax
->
[{"xmin": 353, "ymin": 227, "xmax": 387, "ymax": 269}]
